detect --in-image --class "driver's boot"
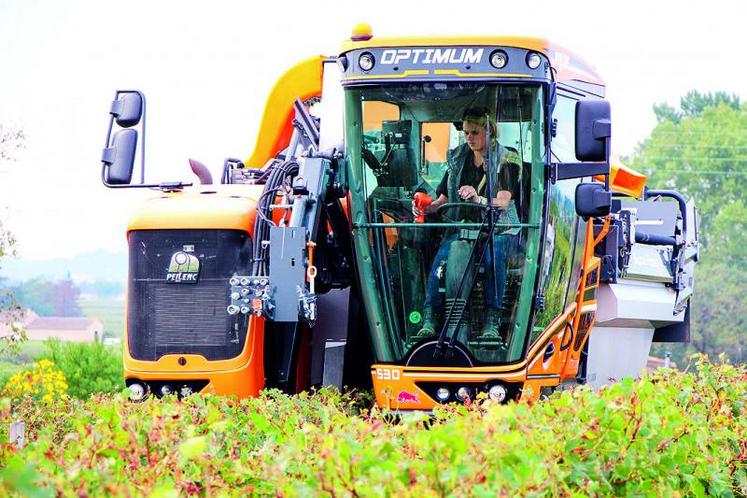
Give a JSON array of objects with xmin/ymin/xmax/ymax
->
[
  {"xmin": 415, "ymin": 307, "xmax": 440, "ymax": 339},
  {"xmin": 480, "ymin": 307, "xmax": 502, "ymax": 339}
]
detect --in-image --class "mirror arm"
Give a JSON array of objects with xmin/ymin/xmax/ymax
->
[
  {"xmin": 602, "ymin": 134, "xmax": 611, "ymax": 191},
  {"xmin": 552, "ymin": 162, "xmax": 609, "ymax": 182}
]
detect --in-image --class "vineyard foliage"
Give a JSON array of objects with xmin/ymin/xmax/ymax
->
[{"xmin": 0, "ymin": 356, "xmax": 745, "ymax": 497}]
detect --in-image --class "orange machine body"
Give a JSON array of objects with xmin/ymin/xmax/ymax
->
[{"xmin": 124, "ymin": 186, "xmax": 266, "ymax": 397}]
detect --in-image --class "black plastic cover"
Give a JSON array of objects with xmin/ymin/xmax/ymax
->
[
  {"xmin": 112, "ymin": 92, "xmax": 143, "ymax": 128},
  {"xmin": 128, "ymin": 229, "xmax": 252, "ymax": 361},
  {"xmin": 575, "ymin": 100, "xmax": 611, "ymax": 162},
  {"xmin": 575, "ymin": 182, "xmax": 611, "ymax": 219},
  {"xmin": 103, "ymin": 129, "xmax": 137, "ymax": 184}
]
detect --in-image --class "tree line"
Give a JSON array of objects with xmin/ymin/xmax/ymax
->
[{"xmin": 628, "ymin": 90, "xmax": 746, "ymax": 364}]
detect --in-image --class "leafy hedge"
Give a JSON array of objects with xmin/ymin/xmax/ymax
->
[
  {"xmin": 40, "ymin": 340, "xmax": 123, "ymax": 398},
  {"xmin": 1, "ymin": 356, "xmax": 745, "ymax": 497}
]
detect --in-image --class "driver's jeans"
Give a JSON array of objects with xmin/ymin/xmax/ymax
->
[{"xmin": 423, "ymin": 233, "xmax": 509, "ymax": 311}]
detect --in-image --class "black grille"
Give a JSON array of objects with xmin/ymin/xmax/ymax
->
[{"xmin": 128, "ymin": 229, "xmax": 252, "ymax": 361}]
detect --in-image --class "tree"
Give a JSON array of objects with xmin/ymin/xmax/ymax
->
[
  {"xmin": 9, "ymin": 278, "xmax": 55, "ymax": 316},
  {"xmin": 630, "ymin": 92, "xmax": 747, "ymax": 364},
  {"xmin": 0, "ymin": 126, "xmax": 24, "ymax": 355},
  {"xmin": 10, "ymin": 276, "xmax": 83, "ymax": 317},
  {"xmin": 653, "ymin": 91, "xmax": 741, "ymax": 124},
  {"xmin": 0, "ymin": 125, "xmax": 24, "ymax": 163},
  {"xmin": 51, "ymin": 274, "xmax": 82, "ymax": 317}
]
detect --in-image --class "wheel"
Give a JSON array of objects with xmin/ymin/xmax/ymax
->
[{"xmin": 435, "ymin": 201, "xmax": 485, "ymax": 222}]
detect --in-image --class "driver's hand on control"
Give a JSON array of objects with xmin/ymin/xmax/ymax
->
[
  {"xmin": 459, "ymin": 185, "xmax": 478, "ymax": 201},
  {"xmin": 411, "ymin": 200, "xmax": 424, "ymax": 218},
  {"xmin": 411, "ymin": 200, "xmax": 435, "ymax": 217}
]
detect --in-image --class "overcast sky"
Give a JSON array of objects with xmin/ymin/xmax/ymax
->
[{"xmin": 1, "ymin": 0, "xmax": 745, "ymax": 260}]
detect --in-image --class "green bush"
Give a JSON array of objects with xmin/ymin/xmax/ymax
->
[
  {"xmin": 39, "ymin": 339, "xmax": 123, "ymax": 398},
  {"xmin": 0, "ymin": 356, "xmax": 745, "ymax": 496}
]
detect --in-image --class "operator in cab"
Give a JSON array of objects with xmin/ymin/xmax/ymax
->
[{"xmin": 412, "ymin": 107, "xmax": 520, "ymax": 340}]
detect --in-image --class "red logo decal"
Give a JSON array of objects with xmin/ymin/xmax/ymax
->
[{"xmin": 397, "ymin": 390, "xmax": 419, "ymax": 403}]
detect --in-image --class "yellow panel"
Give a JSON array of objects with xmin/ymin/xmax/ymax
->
[
  {"xmin": 339, "ymin": 33, "xmax": 603, "ymax": 85},
  {"xmin": 127, "ymin": 185, "xmax": 263, "ymax": 233},
  {"xmin": 363, "ymin": 101, "xmax": 400, "ymax": 131},
  {"xmin": 422, "ymin": 122, "xmax": 450, "ymax": 163},
  {"xmin": 246, "ymin": 56, "xmax": 325, "ymax": 168}
]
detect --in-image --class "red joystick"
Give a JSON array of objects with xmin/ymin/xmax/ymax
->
[{"xmin": 413, "ymin": 192, "xmax": 433, "ymax": 223}]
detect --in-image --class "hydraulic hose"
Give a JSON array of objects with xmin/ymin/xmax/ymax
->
[
  {"xmin": 645, "ymin": 189, "xmax": 688, "ymax": 234},
  {"xmin": 251, "ymin": 160, "xmax": 299, "ymax": 276},
  {"xmin": 635, "ymin": 232, "xmax": 677, "ymax": 246}
]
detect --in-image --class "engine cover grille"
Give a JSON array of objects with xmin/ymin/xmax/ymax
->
[{"xmin": 128, "ymin": 229, "xmax": 252, "ymax": 361}]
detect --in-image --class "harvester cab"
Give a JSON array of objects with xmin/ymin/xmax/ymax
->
[{"xmin": 100, "ymin": 26, "xmax": 698, "ymax": 410}]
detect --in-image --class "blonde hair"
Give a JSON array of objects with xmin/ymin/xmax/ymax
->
[{"xmin": 462, "ymin": 107, "xmax": 498, "ymax": 141}]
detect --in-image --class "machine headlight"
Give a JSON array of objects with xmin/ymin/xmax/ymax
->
[
  {"xmin": 180, "ymin": 386, "xmax": 194, "ymax": 398},
  {"xmin": 489, "ymin": 50, "xmax": 508, "ymax": 69},
  {"xmin": 128, "ymin": 382, "xmax": 147, "ymax": 402},
  {"xmin": 456, "ymin": 386, "xmax": 472, "ymax": 402},
  {"xmin": 358, "ymin": 52, "xmax": 375, "ymax": 72},
  {"xmin": 488, "ymin": 384, "xmax": 507, "ymax": 402},
  {"xmin": 526, "ymin": 52, "xmax": 542, "ymax": 69},
  {"xmin": 160, "ymin": 385, "xmax": 173, "ymax": 397},
  {"xmin": 436, "ymin": 387, "xmax": 450, "ymax": 402}
]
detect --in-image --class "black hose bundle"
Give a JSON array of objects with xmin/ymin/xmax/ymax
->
[{"xmin": 251, "ymin": 159, "xmax": 299, "ymax": 276}]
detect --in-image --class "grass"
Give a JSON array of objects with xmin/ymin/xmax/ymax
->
[
  {"xmin": 1, "ymin": 340, "xmax": 47, "ymax": 363},
  {"xmin": 0, "ymin": 341, "xmax": 51, "ymax": 386},
  {"xmin": 79, "ymin": 296, "xmax": 125, "ymax": 338},
  {"xmin": 0, "ymin": 359, "xmax": 18, "ymax": 386}
]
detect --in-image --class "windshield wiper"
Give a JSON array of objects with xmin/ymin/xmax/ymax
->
[
  {"xmin": 434, "ymin": 111, "xmax": 502, "ymax": 360},
  {"xmin": 433, "ymin": 212, "xmax": 494, "ymax": 360}
]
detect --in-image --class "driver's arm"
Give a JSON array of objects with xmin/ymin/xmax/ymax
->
[
  {"xmin": 412, "ymin": 194, "xmax": 447, "ymax": 217},
  {"xmin": 459, "ymin": 185, "xmax": 511, "ymax": 208},
  {"xmin": 477, "ymin": 190, "xmax": 511, "ymax": 209},
  {"xmin": 477, "ymin": 155, "xmax": 518, "ymax": 208}
]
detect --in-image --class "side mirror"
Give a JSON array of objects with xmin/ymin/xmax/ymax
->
[
  {"xmin": 102, "ymin": 129, "xmax": 137, "ymax": 184},
  {"xmin": 111, "ymin": 92, "xmax": 143, "ymax": 128},
  {"xmin": 101, "ymin": 90, "xmax": 146, "ymax": 188},
  {"xmin": 554, "ymin": 99, "xmax": 612, "ymax": 182},
  {"xmin": 576, "ymin": 100, "xmax": 611, "ymax": 162},
  {"xmin": 575, "ymin": 182, "xmax": 611, "ymax": 219},
  {"xmin": 99, "ymin": 89, "xmax": 189, "ymax": 190}
]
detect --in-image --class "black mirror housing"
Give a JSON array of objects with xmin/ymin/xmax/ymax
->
[
  {"xmin": 575, "ymin": 182, "xmax": 611, "ymax": 219},
  {"xmin": 102, "ymin": 129, "xmax": 137, "ymax": 184},
  {"xmin": 575, "ymin": 100, "xmax": 611, "ymax": 162},
  {"xmin": 111, "ymin": 92, "xmax": 143, "ymax": 128}
]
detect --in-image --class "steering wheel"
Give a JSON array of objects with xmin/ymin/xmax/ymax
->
[{"xmin": 435, "ymin": 202, "xmax": 486, "ymax": 222}]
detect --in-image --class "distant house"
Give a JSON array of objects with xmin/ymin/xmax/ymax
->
[
  {"xmin": 1, "ymin": 309, "xmax": 104, "ymax": 343},
  {"xmin": 25, "ymin": 317, "xmax": 103, "ymax": 343}
]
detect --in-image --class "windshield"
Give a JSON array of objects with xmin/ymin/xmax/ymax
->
[{"xmin": 346, "ymin": 83, "xmax": 545, "ymax": 365}]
